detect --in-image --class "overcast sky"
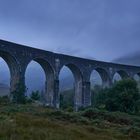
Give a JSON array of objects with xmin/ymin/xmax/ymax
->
[{"xmin": 0, "ymin": 0, "xmax": 140, "ymax": 61}]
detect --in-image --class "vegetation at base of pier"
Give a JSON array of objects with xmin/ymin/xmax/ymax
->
[
  {"xmin": 11, "ymin": 81, "xmax": 27, "ymax": 104},
  {"xmin": 92, "ymin": 79, "xmax": 140, "ymax": 114},
  {"xmin": 0, "ymin": 79, "xmax": 140, "ymax": 139},
  {"xmin": 60, "ymin": 79, "xmax": 140, "ymax": 115},
  {"xmin": 30, "ymin": 90, "xmax": 40, "ymax": 101}
]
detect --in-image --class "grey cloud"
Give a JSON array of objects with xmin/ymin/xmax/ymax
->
[{"xmin": 0, "ymin": 0, "xmax": 140, "ymax": 61}]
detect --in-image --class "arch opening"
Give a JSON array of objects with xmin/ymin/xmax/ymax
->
[
  {"xmin": 90, "ymin": 69, "xmax": 102, "ymax": 88},
  {"xmin": 90, "ymin": 68, "xmax": 110, "ymax": 106},
  {"xmin": 133, "ymin": 73, "xmax": 140, "ymax": 82},
  {"xmin": 0, "ymin": 58, "xmax": 10, "ymax": 96},
  {"xmin": 25, "ymin": 61, "xmax": 45, "ymax": 98},
  {"xmin": 59, "ymin": 64, "xmax": 83, "ymax": 111},
  {"xmin": 0, "ymin": 51, "xmax": 19, "ymax": 95},
  {"xmin": 25, "ymin": 58, "xmax": 54, "ymax": 105},
  {"xmin": 90, "ymin": 68, "xmax": 111, "ymax": 88},
  {"xmin": 59, "ymin": 66, "xmax": 74, "ymax": 110},
  {"xmin": 113, "ymin": 70, "xmax": 129, "ymax": 83},
  {"xmin": 133, "ymin": 73, "xmax": 140, "ymax": 90}
]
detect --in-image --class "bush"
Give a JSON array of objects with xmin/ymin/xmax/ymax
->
[
  {"xmin": 60, "ymin": 89, "xmax": 74, "ymax": 109},
  {"xmin": 0, "ymin": 96, "xmax": 10, "ymax": 105},
  {"xmin": 91, "ymin": 85, "xmax": 103, "ymax": 107},
  {"xmin": 11, "ymin": 82, "xmax": 27, "ymax": 104},
  {"xmin": 64, "ymin": 106, "xmax": 74, "ymax": 112},
  {"xmin": 92, "ymin": 87, "xmax": 108, "ymax": 109},
  {"xmin": 94, "ymin": 79, "xmax": 140, "ymax": 114},
  {"xmin": 134, "ymin": 100, "xmax": 140, "ymax": 114},
  {"xmin": 31, "ymin": 90, "xmax": 40, "ymax": 101},
  {"xmin": 81, "ymin": 108, "xmax": 133, "ymax": 125},
  {"xmin": 49, "ymin": 110, "xmax": 89, "ymax": 124}
]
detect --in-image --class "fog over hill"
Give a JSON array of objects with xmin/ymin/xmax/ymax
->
[{"xmin": 113, "ymin": 51, "xmax": 140, "ymax": 66}]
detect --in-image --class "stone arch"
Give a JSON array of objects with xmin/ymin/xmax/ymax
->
[
  {"xmin": 113, "ymin": 70, "xmax": 129, "ymax": 83},
  {"xmin": 59, "ymin": 63, "xmax": 83, "ymax": 111},
  {"xmin": 90, "ymin": 68, "xmax": 111, "ymax": 88},
  {"xmin": 0, "ymin": 50, "xmax": 20, "ymax": 94},
  {"xmin": 25, "ymin": 58, "xmax": 55, "ymax": 106},
  {"xmin": 89, "ymin": 67, "xmax": 111, "ymax": 106}
]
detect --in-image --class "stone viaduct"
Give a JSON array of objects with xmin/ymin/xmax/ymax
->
[{"xmin": 0, "ymin": 39, "xmax": 140, "ymax": 110}]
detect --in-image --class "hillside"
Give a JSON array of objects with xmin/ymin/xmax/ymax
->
[{"xmin": 0, "ymin": 104, "xmax": 140, "ymax": 140}]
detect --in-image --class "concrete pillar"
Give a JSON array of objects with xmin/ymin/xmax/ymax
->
[
  {"xmin": 53, "ymin": 79, "xmax": 60, "ymax": 109},
  {"xmin": 42, "ymin": 75, "xmax": 60, "ymax": 108},
  {"xmin": 82, "ymin": 81, "xmax": 91, "ymax": 107},
  {"xmin": 10, "ymin": 74, "xmax": 21, "ymax": 93},
  {"xmin": 54, "ymin": 58, "xmax": 60, "ymax": 108},
  {"xmin": 74, "ymin": 80, "xmax": 83, "ymax": 111},
  {"xmin": 45, "ymin": 78, "xmax": 55, "ymax": 107},
  {"xmin": 10, "ymin": 70, "xmax": 26, "ymax": 100}
]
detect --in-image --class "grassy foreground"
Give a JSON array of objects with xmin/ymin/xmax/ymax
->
[{"xmin": 0, "ymin": 104, "xmax": 140, "ymax": 140}]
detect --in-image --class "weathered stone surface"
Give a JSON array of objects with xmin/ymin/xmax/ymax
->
[{"xmin": 0, "ymin": 39, "xmax": 140, "ymax": 110}]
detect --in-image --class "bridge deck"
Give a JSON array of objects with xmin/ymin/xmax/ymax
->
[{"xmin": 0, "ymin": 39, "xmax": 140, "ymax": 70}]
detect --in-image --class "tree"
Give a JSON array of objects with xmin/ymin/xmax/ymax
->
[
  {"xmin": 91, "ymin": 85, "xmax": 103, "ymax": 107},
  {"xmin": 11, "ymin": 81, "xmax": 27, "ymax": 104},
  {"xmin": 94, "ymin": 79, "xmax": 140, "ymax": 114},
  {"xmin": 31, "ymin": 90, "xmax": 40, "ymax": 101},
  {"xmin": 60, "ymin": 89, "xmax": 74, "ymax": 109},
  {"xmin": 107, "ymin": 79, "xmax": 140, "ymax": 113}
]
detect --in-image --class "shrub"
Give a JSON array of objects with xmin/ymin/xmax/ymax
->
[
  {"xmin": 134, "ymin": 100, "xmax": 140, "ymax": 114},
  {"xmin": 92, "ymin": 87, "xmax": 109, "ymax": 109},
  {"xmin": 60, "ymin": 89, "xmax": 74, "ymax": 109},
  {"xmin": 64, "ymin": 106, "xmax": 74, "ymax": 112},
  {"xmin": 31, "ymin": 90, "xmax": 40, "ymax": 101},
  {"xmin": 0, "ymin": 96, "xmax": 10, "ymax": 105},
  {"xmin": 11, "ymin": 81, "xmax": 27, "ymax": 104},
  {"xmin": 81, "ymin": 108, "xmax": 133, "ymax": 125},
  {"xmin": 106, "ymin": 79, "xmax": 140, "ymax": 113},
  {"xmin": 94, "ymin": 79, "xmax": 140, "ymax": 114}
]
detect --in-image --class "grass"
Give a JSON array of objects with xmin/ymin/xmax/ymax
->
[{"xmin": 0, "ymin": 104, "xmax": 140, "ymax": 140}]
